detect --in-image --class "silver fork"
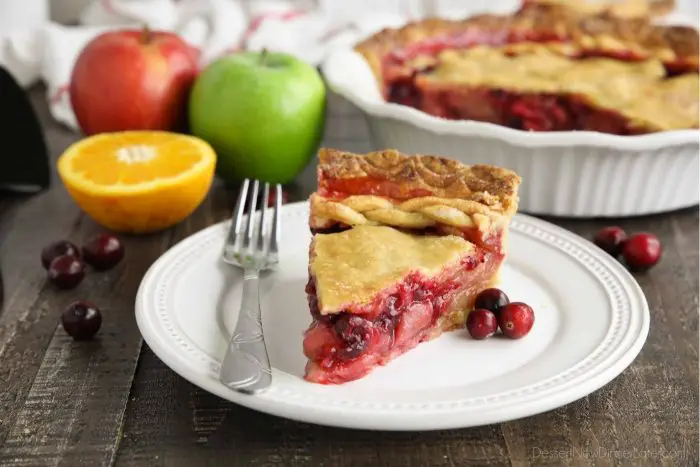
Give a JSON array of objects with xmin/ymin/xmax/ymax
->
[{"xmin": 219, "ymin": 179, "xmax": 281, "ymax": 394}]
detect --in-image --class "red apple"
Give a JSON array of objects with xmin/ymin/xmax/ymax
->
[{"xmin": 70, "ymin": 27, "xmax": 198, "ymax": 135}]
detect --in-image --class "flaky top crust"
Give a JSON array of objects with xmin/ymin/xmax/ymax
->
[
  {"xmin": 310, "ymin": 225, "xmax": 475, "ymax": 314},
  {"xmin": 355, "ymin": 2, "xmax": 699, "ymax": 84},
  {"xmin": 422, "ymin": 47, "xmax": 699, "ymax": 131},
  {"xmin": 317, "ymin": 148, "xmax": 521, "ymax": 216}
]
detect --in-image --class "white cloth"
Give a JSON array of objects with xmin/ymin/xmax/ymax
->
[{"xmin": 0, "ymin": 0, "xmax": 697, "ymax": 130}]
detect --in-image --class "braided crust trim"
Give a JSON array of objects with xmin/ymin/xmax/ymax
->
[{"xmin": 310, "ymin": 194, "xmax": 497, "ymax": 232}]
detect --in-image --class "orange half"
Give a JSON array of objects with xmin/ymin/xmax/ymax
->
[{"xmin": 58, "ymin": 131, "xmax": 217, "ymax": 233}]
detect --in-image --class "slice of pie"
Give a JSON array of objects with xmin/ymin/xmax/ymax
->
[
  {"xmin": 302, "ymin": 149, "xmax": 521, "ymax": 384},
  {"xmin": 355, "ymin": 1, "xmax": 699, "ymax": 134},
  {"xmin": 304, "ymin": 226, "xmax": 502, "ymax": 384}
]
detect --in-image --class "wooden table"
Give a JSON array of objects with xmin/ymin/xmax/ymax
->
[{"xmin": 0, "ymin": 87, "xmax": 697, "ymax": 467}]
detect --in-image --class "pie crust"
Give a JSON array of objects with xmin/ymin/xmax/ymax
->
[{"xmin": 310, "ymin": 225, "xmax": 477, "ymax": 314}]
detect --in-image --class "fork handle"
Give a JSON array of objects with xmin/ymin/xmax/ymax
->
[{"xmin": 219, "ymin": 270, "xmax": 272, "ymax": 393}]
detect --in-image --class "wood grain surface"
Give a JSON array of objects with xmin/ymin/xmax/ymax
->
[{"xmin": 0, "ymin": 88, "xmax": 696, "ymax": 467}]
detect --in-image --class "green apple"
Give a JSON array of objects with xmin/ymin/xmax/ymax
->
[{"xmin": 188, "ymin": 50, "xmax": 326, "ymax": 184}]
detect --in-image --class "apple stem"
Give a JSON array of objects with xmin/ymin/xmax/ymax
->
[
  {"xmin": 140, "ymin": 24, "xmax": 152, "ymax": 44},
  {"xmin": 260, "ymin": 48, "xmax": 268, "ymax": 66}
]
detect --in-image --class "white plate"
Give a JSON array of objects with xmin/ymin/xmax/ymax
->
[{"xmin": 135, "ymin": 202, "xmax": 650, "ymax": 431}]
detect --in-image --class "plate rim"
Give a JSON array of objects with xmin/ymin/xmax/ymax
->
[{"xmin": 135, "ymin": 202, "xmax": 650, "ymax": 431}]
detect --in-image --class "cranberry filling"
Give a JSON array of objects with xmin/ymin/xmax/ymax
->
[
  {"xmin": 387, "ymin": 74, "xmax": 424, "ymax": 108},
  {"xmin": 402, "ymin": 84, "xmax": 646, "ymax": 135},
  {"xmin": 508, "ymin": 94, "xmax": 571, "ymax": 131},
  {"xmin": 303, "ymin": 249, "xmax": 503, "ymax": 384},
  {"xmin": 318, "ymin": 177, "xmax": 433, "ymax": 200},
  {"xmin": 334, "ymin": 314, "xmax": 372, "ymax": 359}
]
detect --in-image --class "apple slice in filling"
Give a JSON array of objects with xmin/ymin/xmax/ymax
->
[{"xmin": 302, "ymin": 225, "xmax": 503, "ymax": 385}]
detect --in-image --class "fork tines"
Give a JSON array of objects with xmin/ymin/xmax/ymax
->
[{"xmin": 223, "ymin": 179, "xmax": 281, "ymax": 268}]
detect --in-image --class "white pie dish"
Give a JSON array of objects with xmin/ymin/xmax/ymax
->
[
  {"xmin": 135, "ymin": 202, "xmax": 650, "ymax": 431},
  {"xmin": 320, "ymin": 47, "xmax": 700, "ymax": 218}
]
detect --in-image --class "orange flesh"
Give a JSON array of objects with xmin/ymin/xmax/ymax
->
[{"xmin": 67, "ymin": 132, "xmax": 205, "ymax": 186}]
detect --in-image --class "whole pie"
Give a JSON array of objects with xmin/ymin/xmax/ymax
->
[
  {"xmin": 303, "ymin": 149, "xmax": 521, "ymax": 384},
  {"xmin": 355, "ymin": 1, "xmax": 699, "ymax": 134}
]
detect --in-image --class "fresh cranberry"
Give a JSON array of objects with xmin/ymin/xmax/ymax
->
[
  {"xmin": 61, "ymin": 301, "xmax": 102, "ymax": 340},
  {"xmin": 333, "ymin": 314, "xmax": 371, "ymax": 359},
  {"xmin": 622, "ymin": 233, "xmax": 662, "ymax": 271},
  {"xmin": 474, "ymin": 288, "xmax": 510, "ymax": 315},
  {"xmin": 594, "ymin": 226, "xmax": 627, "ymax": 257},
  {"xmin": 82, "ymin": 234, "xmax": 124, "ymax": 270},
  {"xmin": 466, "ymin": 309, "xmax": 498, "ymax": 340},
  {"xmin": 498, "ymin": 302, "xmax": 535, "ymax": 339},
  {"xmin": 41, "ymin": 240, "xmax": 80, "ymax": 269},
  {"xmin": 48, "ymin": 255, "xmax": 85, "ymax": 290}
]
